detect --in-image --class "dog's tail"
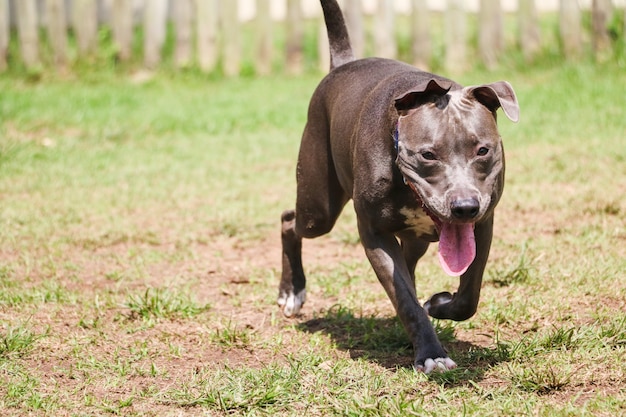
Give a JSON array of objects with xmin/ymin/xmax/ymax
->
[{"xmin": 321, "ymin": 0, "xmax": 355, "ymax": 71}]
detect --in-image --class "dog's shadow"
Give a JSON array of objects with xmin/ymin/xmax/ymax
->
[{"xmin": 298, "ymin": 304, "xmax": 510, "ymax": 385}]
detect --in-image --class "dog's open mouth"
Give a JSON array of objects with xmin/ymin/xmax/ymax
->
[
  {"xmin": 437, "ymin": 221, "xmax": 476, "ymax": 276},
  {"xmin": 407, "ymin": 182, "xmax": 476, "ymax": 277}
]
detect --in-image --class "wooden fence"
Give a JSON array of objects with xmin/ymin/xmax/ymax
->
[{"xmin": 0, "ymin": 0, "xmax": 624, "ymax": 75}]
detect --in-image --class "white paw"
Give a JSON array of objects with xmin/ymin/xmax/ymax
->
[
  {"xmin": 277, "ymin": 289, "xmax": 306, "ymax": 317},
  {"xmin": 416, "ymin": 357, "xmax": 457, "ymax": 373}
]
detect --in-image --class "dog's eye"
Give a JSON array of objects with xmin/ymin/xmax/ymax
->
[
  {"xmin": 421, "ymin": 151, "xmax": 437, "ymax": 160},
  {"xmin": 477, "ymin": 147, "xmax": 489, "ymax": 156}
]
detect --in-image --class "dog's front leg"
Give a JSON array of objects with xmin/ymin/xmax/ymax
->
[
  {"xmin": 358, "ymin": 222, "xmax": 456, "ymax": 372},
  {"xmin": 425, "ymin": 215, "xmax": 494, "ymax": 321}
]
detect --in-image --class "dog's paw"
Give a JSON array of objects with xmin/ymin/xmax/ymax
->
[
  {"xmin": 415, "ymin": 357, "xmax": 457, "ymax": 374},
  {"xmin": 424, "ymin": 291, "xmax": 477, "ymax": 321},
  {"xmin": 423, "ymin": 291, "xmax": 453, "ymax": 318},
  {"xmin": 277, "ymin": 289, "xmax": 306, "ymax": 317}
]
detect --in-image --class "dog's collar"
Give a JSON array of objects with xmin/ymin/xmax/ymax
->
[
  {"xmin": 393, "ymin": 125, "xmax": 399, "ymax": 151},
  {"xmin": 394, "ymin": 124, "xmax": 406, "ymax": 185}
]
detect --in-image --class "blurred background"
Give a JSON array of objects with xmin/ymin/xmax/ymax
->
[{"xmin": 0, "ymin": 0, "xmax": 624, "ymax": 77}]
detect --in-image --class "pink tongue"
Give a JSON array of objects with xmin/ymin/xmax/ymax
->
[{"xmin": 438, "ymin": 223, "xmax": 476, "ymax": 276}]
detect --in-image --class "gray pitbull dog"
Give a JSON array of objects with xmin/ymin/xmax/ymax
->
[{"xmin": 279, "ymin": 0, "xmax": 519, "ymax": 372}]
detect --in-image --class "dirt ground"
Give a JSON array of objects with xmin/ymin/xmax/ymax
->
[
  {"xmin": 2, "ymin": 221, "xmax": 401, "ymax": 410},
  {"xmin": 2, "ymin": 200, "xmax": 625, "ymax": 415}
]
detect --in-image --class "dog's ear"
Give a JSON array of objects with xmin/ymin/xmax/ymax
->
[
  {"xmin": 394, "ymin": 79, "xmax": 453, "ymax": 116},
  {"xmin": 468, "ymin": 81, "xmax": 520, "ymax": 122}
]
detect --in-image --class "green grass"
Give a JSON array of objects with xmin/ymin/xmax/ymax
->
[
  {"xmin": 0, "ymin": 322, "xmax": 45, "ymax": 358},
  {"xmin": 124, "ymin": 287, "xmax": 211, "ymax": 321},
  {"xmin": 0, "ymin": 57, "xmax": 625, "ymax": 415}
]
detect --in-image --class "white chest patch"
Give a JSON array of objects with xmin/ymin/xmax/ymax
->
[{"xmin": 399, "ymin": 206, "xmax": 437, "ymax": 236}]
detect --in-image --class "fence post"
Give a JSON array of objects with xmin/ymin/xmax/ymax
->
[
  {"xmin": 144, "ymin": 0, "xmax": 168, "ymax": 69},
  {"xmin": 256, "ymin": 0, "xmax": 273, "ymax": 75},
  {"xmin": 112, "ymin": 0, "xmax": 133, "ymax": 62},
  {"xmin": 16, "ymin": 0, "xmax": 40, "ymax": 69},
  {"xmin": 195, "ymin": 0, "xmax": 219, "ymax": 73},
  {"xmin": 592, "ymin": 0, "xmax": 612, "ymax": 62},
  {"xmin": 286, "ymin": 0, "xmax": 303, "ymax": 74},
  {"xmin": 174, "ymin": 0, "xmax": 193, "ymax": 68},
  {"xmin": 318, "ymin": 13, "xmax": 329, "ymax": 72},
  {"xmin": 374, "ymin": 0, "xmax": 396, "ymax": 59},
  {"xmin": 479, "ymin": 0, "xmax": 503, "ymax": 70},
  {"xmin": 344, "ymin": 0, "xmax": 364, "ymax": 59},
  {"xmin": 222, "ymin": 0, "xmax": 240, "ymax": 76},
  {"xmin": 519, "ymin": 0, "xmax": 541, "ymax": 62},
  {"xmin": 559, "ymin": 0, "xmax": 582, "ymax": 60},
  {"xmin": 411, "ymin": 0, "xmax": 431, "ymax": 70},
  {"xmin": 73, "ymin": 0, "xmax": 98, "ymax": 58},
  {"xmin": 46, "ymin": 0, "xmax": 69, "ymax": 68},
  {"xmin": 444, "ymin": 0, "xmax": 467, "ymax": 73},
  {"xmin": 0, "ymin": 0, "xmax": 8, "ymax": 71}
]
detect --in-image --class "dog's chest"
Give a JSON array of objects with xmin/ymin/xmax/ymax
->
[{"xmin": 398, "ymin": 206, "xmax": 438, "ymax": 239}]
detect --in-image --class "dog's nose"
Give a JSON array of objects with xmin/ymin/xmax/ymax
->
[{"xmin": 450, "ymin": 198, "xmax": 480, "ymax": 220}]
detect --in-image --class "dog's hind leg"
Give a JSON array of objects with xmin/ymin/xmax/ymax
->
[
  {"xmin": 279, "ymin": 209, "xmax": 306, "ymax": 317},
  {"xmin": 278, "ymin": 123, "xmax": 349, "ymax": 317}
]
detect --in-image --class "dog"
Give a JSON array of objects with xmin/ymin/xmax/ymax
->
[{"xmin": 278, "ymin": 0, "xmax": 519, "ymax": 373}]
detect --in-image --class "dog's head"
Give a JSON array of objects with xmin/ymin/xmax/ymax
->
[{"xmin": 394, "ymin": 79, "xmax": 519, "ymax": 275}]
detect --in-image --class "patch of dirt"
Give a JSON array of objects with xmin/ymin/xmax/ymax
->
[{"xmin": 1, "ymin": 227, "xmax": 375, "ymax": 410}]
